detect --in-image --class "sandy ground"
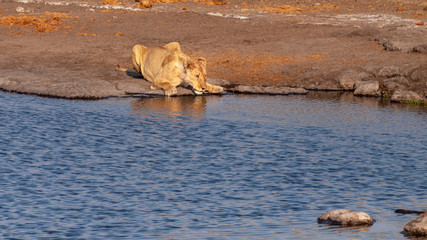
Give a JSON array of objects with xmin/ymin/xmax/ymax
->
[{"xmin": 0, "ymin": 0, "xmax": 426, "ymax": 101}]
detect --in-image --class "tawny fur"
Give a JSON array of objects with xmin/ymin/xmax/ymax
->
[{"xmin": 131, "ymin": 42, "xmax": 223, "ymax": 96}]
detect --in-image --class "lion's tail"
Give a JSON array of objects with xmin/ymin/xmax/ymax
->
[
  {"xmin": 132, "ymin": 44, "xmax": 147, "ymax": 74},
  {"xmin": 116, "ymin": 65, "xmax": 128, "ymax": 72}
]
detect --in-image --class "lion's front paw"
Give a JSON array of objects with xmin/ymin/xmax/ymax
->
[
  {"xmin": 214, "ymin": 86, "xmax": 224, "ymax": 93},
  {"xmin": 205, "ymin": 83, "xmax": 224, "ymax": 94},
  {"xmin": 164, "ymin": 87, "xmax": 178, "ymax": 97},
  {"xmin": 150, "ymin": 85, "xmax": 160, "ymax": 90},
  {"xmin": 210, "ymin": 85, "xmax": 224, "ymax": 94}
]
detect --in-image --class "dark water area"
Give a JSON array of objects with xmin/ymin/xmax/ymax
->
[{"xmin": 0, "ymin": 91, "xmax": 426, "ymax": 239}]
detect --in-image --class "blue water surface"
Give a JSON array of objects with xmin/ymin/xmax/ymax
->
[{"xmin": 0, "ymin": 92, "xmax": 426, "ymax": 239}]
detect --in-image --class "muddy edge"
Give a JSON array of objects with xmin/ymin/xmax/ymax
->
[{"xmin": 0, "ymin": 0, "xmax": 426, "ymax": 101}]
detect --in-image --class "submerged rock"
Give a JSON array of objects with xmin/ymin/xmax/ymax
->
[
  {"xmin": 404, "ymin": 212, "xmax": 427, "ymax": 237},
  {"xmin": 317, "ymin": 209, "xmax": 375, "ymax": 226},
  {"xmin": 395, "ymin": 209, "xmax": 426, "ymax": 215}
]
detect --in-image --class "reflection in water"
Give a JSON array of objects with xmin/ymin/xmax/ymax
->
[
  {"xmin": 131, "ymin": 96, "xmax": 208, "ymax": 117},
  {"xmin": 319, "ymin": 224, "xmax": 371, "ymax": 234}
]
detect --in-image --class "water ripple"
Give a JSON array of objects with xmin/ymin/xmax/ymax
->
[{"xmin": 0, "ymin": 92, "xmax": 426, "ymax": 239}]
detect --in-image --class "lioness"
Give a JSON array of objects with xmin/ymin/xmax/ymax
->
[{"xmin": 132, "ymin": 42, "xmax": 223, "ymax": 96}]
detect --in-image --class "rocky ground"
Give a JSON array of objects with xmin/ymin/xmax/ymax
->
[{"xmin": 0, "ymin": 0, "xmax": 426, "ymax": 102}]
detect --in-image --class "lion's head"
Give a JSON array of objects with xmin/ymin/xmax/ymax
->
[{"xmin": 184, "ymin": 57, "xmax": 208, "ymax": 95}]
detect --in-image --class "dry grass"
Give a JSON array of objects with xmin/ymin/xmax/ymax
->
[
  {"xmin": 0, "ymin": 12, "xmax": 71, "ymax": 33},
  {"xmin": 155, "ymin": 0, "xmax": 183, "ymax": 3},
  {"xmin": 137, "ymin": 0, "xmax": 153, "ymax": 8},
  {"xmin": 103, "ymin": 0, "xmax": 123, "ymax": 5},
  {"xmin": 195, "ymin": 0, "xmax": 227, "ymax": 6},
  {"xmin": 257, "ymin": 5, "xmax": 303, "ymax": 14},
  {"xmin": 135, "ymin": 0, "xmax": 184, "ymax": 9}
]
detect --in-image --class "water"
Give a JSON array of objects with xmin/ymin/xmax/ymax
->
[{"xmin": 0, "ymin": 91, "xmax": 426, "ymax": 240}]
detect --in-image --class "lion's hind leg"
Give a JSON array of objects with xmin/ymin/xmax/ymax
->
[
  {"xmin": 153, "ymin": 78, "xmax": 178, "ymax": 97},
  {"xmin": 163, "ymin": 42, "xmax": 181, "ymax": 51},
  {"xmin": 132, "ymin": 44, "xmax": 147, "ymax": 74}
]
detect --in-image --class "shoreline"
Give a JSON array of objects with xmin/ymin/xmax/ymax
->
[{"xmin": 0, "ymin": 0, "xmax": 426, "ymax": 104}]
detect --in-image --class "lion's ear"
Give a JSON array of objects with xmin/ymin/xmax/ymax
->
[
  {"xmin": 197, "ymin": 57, "xmax": 207, "ymax": 66},
  {"xmin": 186, "ymin": 60, "xmax": 195, "ymax": 70}
]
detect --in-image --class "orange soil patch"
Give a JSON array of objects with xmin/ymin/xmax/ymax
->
[
  {"xmin": 0, "ymin": 12, "xmax": 71, "ymax": 33},
  {"xmin": 256, "ymin": 4, "xmax": 339, "ymax": 14},
  {"xmin": 309, "ymin": 54, "xmax": 325, "ymax": 60}
]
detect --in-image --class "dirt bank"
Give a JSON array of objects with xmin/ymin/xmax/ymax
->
[{"xmin": 0, "ymin": 0, "xmax": 426, "ymax": 102}]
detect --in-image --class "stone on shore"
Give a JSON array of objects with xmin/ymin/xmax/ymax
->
[
  {"xmin": 317, "ymin": 209, "xmax": 375, "ymax": 226},
  {"xmin": 0, "ymin": 75, "xmax": 122, "ymax": 99},
  {"xmin": 354, "ymin": 81, "xmax": 380, "ymax": 97},
  {"xmin": 382, "ymin": 77, "xmax": 408, "ymax": 92},
  {"xmin": 0, "ymin": 73, "xmax": 229, "ymax": 99},
  {"xmin": 337, "ymin": 71, "xmax": 371, "ymax": 90},
  {"xmin": 404, "ymin": 212, "xmax": 427, "ymax": 237},
  {"xmin": 391, "ymin": 90, "xmax": 424, "ymax": 103},
  {"xmin": 230, "ymin": 85, "xmax": 308, "ymax": 95}
]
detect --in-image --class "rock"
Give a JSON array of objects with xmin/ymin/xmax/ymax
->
[
  {"xmin": 15, "ymin": 6, "xmax": 33, "ymax": 13},
  {"xmin": 15, "ymin": 6, "xmax": 25, "ymax": 13},
  {"xmin": 413, "ymin": 44, "xmax": 427, "ymax": 54},
  {"xmin": 374, "ymin": 66, "xmax": 404, "ymax": 78},
  {"xmin": 118, "ymin": 77, "xmax": 228, "ymax": 96},
  {"xmin": 337, "ymin": 71, "xmax": 371, "ymax": 90},
  {"xmin": 317, "ymin": 209, "xmax": 375, "ymax": 226},
  {"xmin": 404, "ymin": 212, "xmax": 427, "ymax": 237},
  {"xmin": 354, "ymin": 81, "xmax": 380, "ymax": 96},
  {"xmin": 410, "ymin": 66, "xmax": 427, "ymax": 82},
  {"xmin": 381, "ymin": 40, "xmax": 419, "ymax": 53},
  {"xmin": 116, "ymin": 77, "xmax": 195, "ymax": 96},
  {"xmin": 382, "ymin": 77, "xmax": 408, "ymax": 92},
  {"xmin": 230, "ymin": 85, "xmax": 308, "ymax": 95},
  {"xmin": 391, "ymin": 90, "xmax": 424, "ymax": 103},
  {"xmin": 373, "ymin": 29, "xmax": 427, "ymax": 54}
]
